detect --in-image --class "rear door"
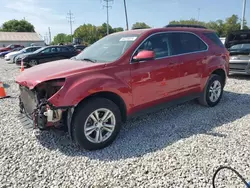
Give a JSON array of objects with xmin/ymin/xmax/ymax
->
[{"xmin": 171, "ymin": 32, "xmax": 208, "ymax": 94}]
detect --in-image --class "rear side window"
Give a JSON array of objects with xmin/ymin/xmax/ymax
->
[
  {"xmin": 59, "ymin": 47, "xmax": 69, "ymax": 52},
  {"xmin": 203, "ymin": 32, "xmax": 224, "ymax": 47},
  {"xmin": 167, "ymin": 33, "xmax": 207, "ymax": 55},
  {"xmin": 178, "ymin": 33, "xmax": 207, "ymax": 53}
]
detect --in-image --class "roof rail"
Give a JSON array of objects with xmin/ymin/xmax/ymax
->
[
  {"xmin": 165, "ymin": 24, "xmax": 207, "ymax": 29},
  {"xmin": 132, "ymin": 27, "xmax": 150, "ymax": 30}
]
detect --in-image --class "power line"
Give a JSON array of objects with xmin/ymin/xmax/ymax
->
[
  {"xmin": 66, "ymin": 10, "xmax": 74, "ymax": 42},
  {"xmin": 123, "ymin": 0, "xmax": 129, "ymax": 30},
  {"xmin": 241, "ymin": 0, "xmax": 247, "ymax": 30},
  {"xmin": 102, "ymin": 0, "xmax": 113, "ymax": 35}
]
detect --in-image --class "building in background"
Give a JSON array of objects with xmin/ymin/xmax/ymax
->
[{"xmin": 0, "ymin": 32, "xmax": 45, "ymax": 47}]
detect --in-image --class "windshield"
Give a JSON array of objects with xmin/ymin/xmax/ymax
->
[
  {"xmin": 74, "ymin": 33, "xmax": 140, "ymax": 62},
  {"xmin": 20, "ymin": 47, "xmax": 30, "ymax": 53},
  {"xmin": 33, "ymin": 47, "xmax": 47, "ymax": 53},
  {"xmin": 230, "ymin": 43, "xmax": 250, "ymax": 50}
]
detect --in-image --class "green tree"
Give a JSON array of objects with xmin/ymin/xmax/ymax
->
[
  {"xmin": 53, "ymin": 33, "xmax": 72, "ymax": 44},
  {"xmin": 168, "ymin": 14, "xmax": 249, "ymax": 37},
  {"xmin": 131, "ymin": 22, "xmax": 151, "ymax": 29},
  {"xmin": 112, "ymin": 27, "xmax": 124, "ymax": 33},
  {"xmin": 74, "ymin": 24, "xmax": 99, "ymax": 45},
  {"xmin": 169, "ymin": 19, "xmax": 207, "ymax": 27},
  {"xmin": 0, "ymin": 19, "xmax": 35, "ymax": 32},
  {"xmin": 73, "ymin": 23, "xmax": 124, "ymax": 44}
]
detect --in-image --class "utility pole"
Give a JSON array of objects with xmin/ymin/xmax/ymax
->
[
  {"xmin": 67, "ymin": 10, "xmax": 74, "ymax": 42},
  {"xmin": 103, "ymin": 0, "xmax": 113, "ymax": 35},
  {"xmin": 197, "ymin": 8, "xmax": 200, "ymax": 21},
  {"xmin": 44, "ymin": 33, "xmax": 48, "ymax": 44},
  {"xmin": 123, "ymin": 0, "xmax": 129, "ymax": 30},
  {"xmin": 48, "ymin": 27, "xmax": 51, "ymax": 44},
  {"xmin": 241, "ymin": 0, "xmax": 247, "ymax": 30}
]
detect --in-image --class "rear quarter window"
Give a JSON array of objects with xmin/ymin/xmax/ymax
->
[{"xmin": 203, "ymin": 32, "xmax": 224, "ymax": 47}]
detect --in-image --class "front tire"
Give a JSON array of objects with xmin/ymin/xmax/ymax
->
[
  {"xmin": 72, "ymin": 98, "xmax": 122, "ymax": 150},
  {"xmin": 198, "ymin": 74, "xmax": 224, "ymax": 107},
  {"xmin": 28, "ymin": 59, "xmax": 38, "ymax": 67}
]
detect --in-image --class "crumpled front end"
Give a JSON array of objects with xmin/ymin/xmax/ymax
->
[{"xmin": 18, "ymin": 78, "xmax": 72, "ymax": 130}]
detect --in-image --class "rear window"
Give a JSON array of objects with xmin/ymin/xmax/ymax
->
[{"xmin": 203, "ymin": 32, "xmax": 224, "ymax": 47}]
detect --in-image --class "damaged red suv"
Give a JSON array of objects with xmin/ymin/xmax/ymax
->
[{"xmin": 16, "ymin": 25, "xmax": 229, "ymax": 150}]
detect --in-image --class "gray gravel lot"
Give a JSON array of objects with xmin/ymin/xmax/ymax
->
[{"xmin": 0, "ymin": 59, "xmax": 250, "ymax": 187}]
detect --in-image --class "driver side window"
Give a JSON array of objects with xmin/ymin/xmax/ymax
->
[{"xmin": 135, "ymin": 33, "xmax": 171, "ymax": 59}]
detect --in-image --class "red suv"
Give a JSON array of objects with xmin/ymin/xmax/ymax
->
[{"xmin": 16, "ymin": 25, "xmax": 229, "ymax": 150}]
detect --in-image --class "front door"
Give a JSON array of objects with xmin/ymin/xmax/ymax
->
[{"xmin": 131, "ymin": 33, "xmax": 180, "ymax": 108}]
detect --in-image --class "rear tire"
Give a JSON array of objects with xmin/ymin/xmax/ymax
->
[
  {"xmin": 198, "ymin": 74, "xmax": 224, "ymax": 107},
  {"xmin": 72, "ymin": 98, "xmax": 122, "ymax": 150}
]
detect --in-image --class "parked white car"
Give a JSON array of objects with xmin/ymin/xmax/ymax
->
[{"xmin": 4, "ymin": 46, "xmax": 42, "ymax": 63}]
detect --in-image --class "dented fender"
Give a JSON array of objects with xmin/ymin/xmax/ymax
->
[
  {"xmin": 48, "ymin": 72, "xmax": 132, "ymax": 110},
  {"xmin": 200, "ymin": 55, "xmax": 228, "ymax": 91}
]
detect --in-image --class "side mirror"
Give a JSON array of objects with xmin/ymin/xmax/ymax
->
[{"xmin": 132, "ymin": 50, "xmax": 155, "ymax": 62}]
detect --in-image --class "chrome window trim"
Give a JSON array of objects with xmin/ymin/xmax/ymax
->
[{"xmin": 130, "ymin": 31, "xmax": 209, "ymax": 63}]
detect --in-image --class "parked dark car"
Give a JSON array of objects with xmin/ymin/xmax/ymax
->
[
  {"xmin": 17, "ymin": 45, "xmax": 78, "ymax": 67},
  {"xmin": 74, "ymin": 44, "xmax": 87, "ymax": 54}
]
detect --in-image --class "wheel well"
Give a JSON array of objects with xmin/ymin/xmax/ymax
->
[
  {"xmin": 78, "ymin": 91, "xmax": 127, "ymax": 122},
  {"xmin": 212, "ymin": 69, "xmax": 226, "ymax": 87}
]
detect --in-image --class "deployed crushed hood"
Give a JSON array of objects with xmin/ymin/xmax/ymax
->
[
  {"xmin": 16, "ymin": 59, "xmax": 105, "ymax": 89},
  {"xmin": 225, "ymin": 29, "xmax": 250, "ymax": 49}
]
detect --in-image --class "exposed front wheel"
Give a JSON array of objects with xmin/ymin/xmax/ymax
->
[
  {"xmin": 198, "ymin": 74, "xmax": 224, "ymax": 107},
  {"xmin": 72, "ymin": 98, "xmax": 122, "ymax": 150},
  {"xmin": 29, "ymin": 59, "xmax": 38, "ymax": 67}
]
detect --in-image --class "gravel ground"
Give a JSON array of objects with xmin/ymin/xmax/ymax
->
[{"xmin": 1, "ymin": 59, "xmax": 250, "ymax": 188}]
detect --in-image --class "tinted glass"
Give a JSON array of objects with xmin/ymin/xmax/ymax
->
[
  {"xmin": 230, "ymin": 43, "xmax": 250, "ymax": 50},
  {"xmin": 41, "ymin": 48, "xmax": 52, "ymax": 54},
  {"xmin": 26, "ymin": 48, "xmax": 33, "ymax": 52},
  {"xmin": 177, "ymin": 33, "xmax": 207, "ymax": 53},
  {"xmin": 203, "ymin": 32, "xmax": 224, "ymax": 47},
  {"xmin": 59, "ymin": 47, "xmax": 69, "ymax": 52}
]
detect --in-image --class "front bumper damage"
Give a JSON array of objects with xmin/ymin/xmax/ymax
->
[{"xmin": 18, "ymin": 85, "xmax": 74, "ymax": 131}]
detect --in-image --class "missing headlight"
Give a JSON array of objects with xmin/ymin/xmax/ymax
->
[{"xmin": 35, "ymin": 78, "xmax": 65, "ymax": 100}]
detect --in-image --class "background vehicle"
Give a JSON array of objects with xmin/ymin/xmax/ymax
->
[
  {"xmin": 18, "ymin": 45, "xmax": 78, "ymax": 67},
  {"xmin": 0, "ymin": 44, "xmax": 24, "ymax": 52},
  {"xmin": 0, "ymin": 46, "xmax": 24, "ymax": 58},
  {"xmin": 225, "ymin": 30, "xmax": 250, "ymax": 75},
  {"xmin": 16, "ymin": 26, "xmax": 229, "ymax": 150},
  {"xmin": 5, "ymin": 46, "xmax": 41, "ymax": 63},
  {"xmin": 74, "ymin": 44, "xmax": 87, "ymax": 54}
]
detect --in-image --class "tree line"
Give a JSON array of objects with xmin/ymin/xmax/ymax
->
[{"xmin": 0, "ymin": 14, "xmax": 248, "ymax": 45}]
